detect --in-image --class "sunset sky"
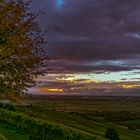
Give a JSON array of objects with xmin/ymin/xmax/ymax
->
[{"xmin": 30, "ymin": 0, "xmax": 140, "ymax": 96}]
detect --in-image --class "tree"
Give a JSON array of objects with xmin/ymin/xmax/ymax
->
[
  {"xmin": 0, "ymin": 0, "xmax": 47, "ymax": 101},
  {"xmin": 105, "ymin": 128, "xmax": 120, "ymax": 140}
]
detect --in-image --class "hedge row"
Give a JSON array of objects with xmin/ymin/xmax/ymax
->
[{"xmin": 0, "ymin": 109, "xmax": 99, "ymax": 140}]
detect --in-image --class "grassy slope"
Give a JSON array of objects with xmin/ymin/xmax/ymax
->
[
  {"xmin": 0, "ymin": 97, "xmax": 140, "ymax": 139},
  {"xmin": 16, "ymin": 105, "xmax": 140, "ymax": 140},
  {"xmin": 0, "ymin": 109, "xmax": 106, "ymax": 140},
  {"xmin": 0, "ymin": 123, "xmax": 29, "ymax": 140}
]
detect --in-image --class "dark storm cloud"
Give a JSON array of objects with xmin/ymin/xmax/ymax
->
[
  {"xmin": 47, "ymin": 59, "xmax": 140, "ymax": 73},
  {"xmin": 32, "ymin": 0, "xmax": 140, "ymax": 73},
  {"xmin": 48, "ymin": 42, "xmax": 140, "ymax": 61}
]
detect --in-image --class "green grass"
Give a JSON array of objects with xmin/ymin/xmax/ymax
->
[
  {"xmin": 1, "ymin": 97, "xmax": 140, "ymax": 140},
  {"xmin": 0, "ymin": 109, "xmax": 102, "ymax": 140},
  {"xmin": 0, "ymin": 123, "xmax": 29, "ymax": 140},
  {"xmin": 15, "ymin": 104, "xmax": 140, "ymax": 140}
]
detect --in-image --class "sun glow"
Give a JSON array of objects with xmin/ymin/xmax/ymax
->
[
  {"xmin": 41, "ymin": 88, "xmax": 63, "ymax": 92},
  {"xmin": 122, "ymin": 84, "xmax": 136, "ymax": 89}
]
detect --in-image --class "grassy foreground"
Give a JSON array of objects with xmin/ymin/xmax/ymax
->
[
  {"xmin": 0, "ymin": 123, "xmax": 28, "ymax": 140},
  {"xmin": 0, "ymin": 96, "xmax": 140, "ymax": 140},
  {"xmin": 0, "ymin": 108, "xmax": 105, "ymax": 140},
  {"xmin": 16, "ymin": 96, "xmax": 140, "ymax": 140}
]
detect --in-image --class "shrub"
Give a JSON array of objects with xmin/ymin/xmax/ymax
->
[
  {"xmin": 105, "ymin": 128, "xmax": 120, "ymax": 140},
  {"xmin": 0, "ymin": 103, "xmax": 15, "ymax": 111}
]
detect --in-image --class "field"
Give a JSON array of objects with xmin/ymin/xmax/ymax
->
[{"xmin": 0, "ymin": 95, "xmax": 140, "ymax": 139}]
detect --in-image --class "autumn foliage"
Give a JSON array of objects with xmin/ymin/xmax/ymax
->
[{"xmin": 0, "ymin": 0, "xmax": 47, "ymax": 100}]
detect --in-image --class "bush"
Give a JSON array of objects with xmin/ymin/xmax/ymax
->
[
  {"xmin": 0, "ymin": 103, "xmax": 15, "ymax": 112},
  {"xmin": 105, "ymin": 128, "xmax": 120, "ymax": 140}
]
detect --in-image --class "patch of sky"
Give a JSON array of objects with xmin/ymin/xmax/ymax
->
[
  {"xmin": 93, "ymin": 69, "xmax": 140, "ymax": 82},
  {"xmin": 56, "ymin": 0, "xmax": 64, "ymax": 9}
]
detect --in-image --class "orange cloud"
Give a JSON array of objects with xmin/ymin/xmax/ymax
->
[
  {"xmin": 40, "ymin": 88, "xmax": 63, "ymax": 92},
  {"xmin": 122, "ymin": 84, "xmax": 137, "ymax": 89}
]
